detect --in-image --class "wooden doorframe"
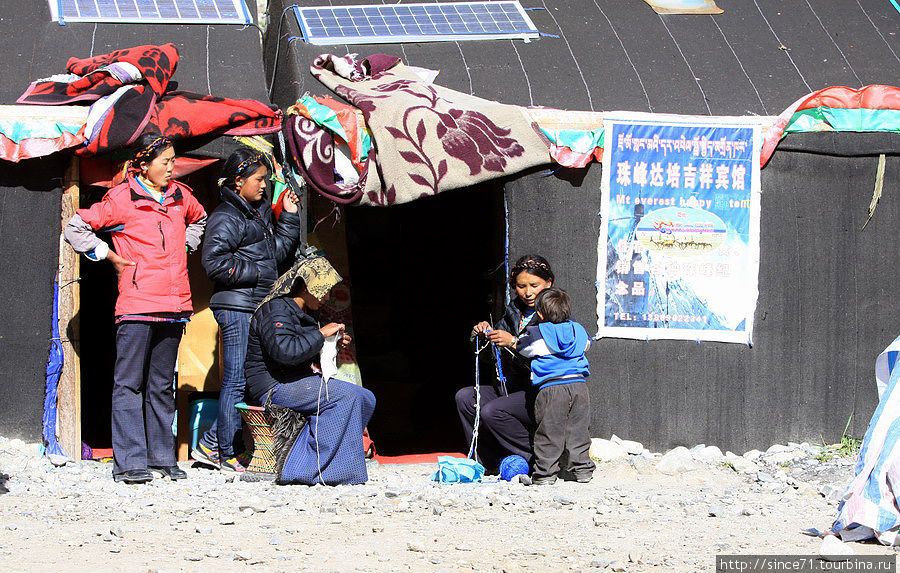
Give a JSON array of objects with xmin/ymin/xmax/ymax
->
[{"xmin": 57, "ymin": 156, "xmax": 81, "ymax": 459}]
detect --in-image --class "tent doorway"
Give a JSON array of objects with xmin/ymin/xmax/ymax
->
[{"xmin": 344, "ymin": 185, "xmax": 506, "ymax": 455}]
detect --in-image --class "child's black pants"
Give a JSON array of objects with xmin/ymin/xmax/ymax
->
[{"xmin": 532, "ymin": 381, "xmax": 596, "ymax": 479}]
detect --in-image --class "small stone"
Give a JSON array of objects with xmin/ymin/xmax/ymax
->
[
  {"xmin": 628, "ymin": 551, "xmax": 643, "ymax": 564},
  {"xmin": 657, "ymin": 447, "xmax": 700, "ymax": 474},
  {"xmin": 205, "ymin": 549, "xmax": 221, "ymax": 558},
  {"xmin": 590, "ymin": 558, "xmax": 610, "ymax": 568},
  {"xmin": 234, "ymin": 551, "xmax": 253, "ymax": 562},
  {"xmin": 268, "ymin": 535, "xmax": 282, "ymax": 546},
  {"xmin": 694, "ymin": 446, "xmax": 724, "ymax": 463},
  {"xmin": 109, "ymin": 526, "xmax": 124, "ymax": 538},
  {"xmin": 407, "ymin": 542, "xmax": 426, "ymax": 553},
  {"xmin": 554, "ymin": 495, "xmax": 576, "ymax": 506},
  {"xmin": 431, "ymin": 503, "xmax": 443, "ymax": 516},
  {"xmin": 185, "ymin": 554, "xmax": 203, "ymax": 562},
  {"xmin": 593, "ymin": 516, "xmax": 604, "ymax": 527},
  {"xmin": 610, "ymin": 560, "xmax": 627, "ymax": 572},
  {"xmin": 590, "ymin": 439, "xmax": 628, "ymax": 462},
  {"xmin": 195, "ymin": 526, "xmax": 212, "ymax": 535},
  {"xmin": 819, "ymin": 535, "xmax": 854, "ymax": 560},
  {"xmin": 239, "ymin": 496, "xmax": 268, "ymax": 513},
  {"xmin": 108, "ymin": 546, "xmax": 120, "ymax": 554},
  {"xmin": 218, "ymin": 515, "xmax": 235, "ymax": 525},
  {"xmin": 757, "ymin": 471, "xmax": 775, "ymax": 483},
  {"xmin": 610, "ymin": 435, "xmax": 644, "ymax": 455},
  {"xmin": 743, "ymin": 449, "xmax": 763, "ymax": 460},
  {"xmin": 372, "ymin": 527, "xmax": 384, "ymax": 533}
]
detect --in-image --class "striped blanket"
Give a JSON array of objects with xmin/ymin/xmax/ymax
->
[{"xmin": 832, "ymin": 335, "xmax": 900, "ymax": 544}]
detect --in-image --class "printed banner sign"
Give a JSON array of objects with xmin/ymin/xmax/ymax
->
[{"xmin": 596, "ymin": 112, "xmax": 761, "ymax": 344}]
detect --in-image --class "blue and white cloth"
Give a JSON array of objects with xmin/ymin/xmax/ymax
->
[{"xmin": 831, "ymin": 335, "xmax": 900, "ymax": 544}]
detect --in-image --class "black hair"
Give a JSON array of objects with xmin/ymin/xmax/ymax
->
[
  {"xmin": 509, "ymin": 254, "xmax": 554, "ymax": 287},
  {"xmin": 535, "ymin": 287, "xmax": 571, "ymax": 324},
  {"xmin": 288, "ymin": 277, "xmax": 307, "ymax": 298},
  {"xmin": 131, "ymin": 133, "xmax": 173, "ymax": 166},
  {"xmin": 221, "ymin": 148, "xmax": 267, "ymax": 189}
]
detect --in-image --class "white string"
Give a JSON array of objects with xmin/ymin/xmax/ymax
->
[
  {"xmin": 540, "ymin": 0, "xmax": 594, "ymax": 111},
  {"xmin": 205, "ymin": 26, "xmax": 212, "ymax": 95},
  {"xmin": 467, "ymin": 338, "xmax": 494, "ymax": 459},
  {"xmin": 456, "ymin": 42, "xmax": 474, "ymax": 95},
  {"xmin": 752, "ymin": 0, "xmax": 813, "ymax": 92},
  {"xmin": 510, "ymin": 40, "xmax": 534, "ymax": 106},
  {"xmin": 593, "ymin": 0, "xmax": 652, "ymax": 112},
  {"xmin": 710, "ymin": 16, "xmax": 768, "ymax": 115},
  {"xmin": 855, "ymin": 0, "xmax": 900, "ymax": 64},
  {"xmin": 314, "ymin": 377, "xmax": 328, "ymax": 485},
  {"xmin": 658, "ymin": 15, "xmax": 711, "ymax": 115},
  {"xmin": 806, "ymin": 0, "xmax": 863, "ymax": 87},
  {"xmin": 89, "ymin": 23, "xmax": 97, "ymax": 58}
]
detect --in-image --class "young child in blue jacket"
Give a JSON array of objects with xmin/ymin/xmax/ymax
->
[{"xmin": 515, "ymin": 287, "xmax": 596, "ymax": 485}]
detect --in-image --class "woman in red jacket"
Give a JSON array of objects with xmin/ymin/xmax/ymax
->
[{"xmin": 65, "ymin": 134, "xmax": 207, "ymax": 484}]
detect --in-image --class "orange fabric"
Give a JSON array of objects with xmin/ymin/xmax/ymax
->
[
  {"xmin": 373, "ymin": 452, "xmax": 466, "ymax": 464},
  {"xmin": 761, "ymin": 84, "xmax": 900, "ymax": 167}
]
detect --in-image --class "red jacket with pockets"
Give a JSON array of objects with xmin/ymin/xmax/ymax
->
[{"xmin": 77, "ymin": 175, "xmax": 206, "ymax": 316}]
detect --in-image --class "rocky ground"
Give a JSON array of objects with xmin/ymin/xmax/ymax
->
[{"xmin": 0, "ymin": 435, "xmax": 893, "ymax": 573}]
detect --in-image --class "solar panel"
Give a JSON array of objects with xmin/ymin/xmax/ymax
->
[
  {"xmin": 48, "ymin": 0, "xmax": 252, "ymax": 24},
  {"xmin": 294, "ymin": 2, "xmax": 540, "ymax": 45}
]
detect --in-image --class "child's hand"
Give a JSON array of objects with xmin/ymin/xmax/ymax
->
[
  {"xmin": 472, "ymin": 321, "xmax": 492, "ymax": 335},
  {"xmin": 338, "ymin": 333, "xmax": 352, "ymax": 349}
]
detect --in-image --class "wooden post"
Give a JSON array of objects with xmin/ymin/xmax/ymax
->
[{"xmin": 57, "ymin": 157, "xmax": 81, "ymax": 459}]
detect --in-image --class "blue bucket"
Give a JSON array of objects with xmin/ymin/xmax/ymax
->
[{"xmin": 189, "ymin": 398, "xmax": 218, "ymax": 451}]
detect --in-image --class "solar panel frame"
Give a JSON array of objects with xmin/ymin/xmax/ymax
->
[
  {"xmin": 48, "ymin": 0, "xmax": 252, "ymax": 24},
  {"xmin": 294, "ymin": 1, "xmax": 540, "ymax": 46}
]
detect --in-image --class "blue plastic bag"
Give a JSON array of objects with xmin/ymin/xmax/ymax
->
[{"xmin": 430, "ymin": 456, "xmax": 485, "ymax": 484}]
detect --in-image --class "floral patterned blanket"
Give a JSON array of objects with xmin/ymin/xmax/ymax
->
[{"xmin": 292, "ymin": 54, "xmax": 550, "ymax": 206}]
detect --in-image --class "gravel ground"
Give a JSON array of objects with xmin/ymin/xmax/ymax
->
[{"xmin": 0, "ymin": 436, "xmax": 893, "ymax": 572}]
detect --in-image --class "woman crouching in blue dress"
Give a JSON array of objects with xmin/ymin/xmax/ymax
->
[{"xmin": 244, "ymin": 256, "xmax": 376, "ymax": 485}]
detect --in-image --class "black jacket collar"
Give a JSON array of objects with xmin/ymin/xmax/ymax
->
[{"xmin": 220, "ymin": 185, "xmax": 264, "ymax": 219}]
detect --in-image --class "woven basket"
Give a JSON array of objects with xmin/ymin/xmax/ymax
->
[{"xmin": 234, "ymin": 403, "xmax": 276, "ymax": 474}]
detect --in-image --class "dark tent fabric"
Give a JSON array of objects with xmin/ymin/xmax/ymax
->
[
  {"xmin": 0, "ymin": 0, "xmax": 266, "ymax": 441},
  {"xmin": 265, "ymin": 0, "xmax": 900, "ymax": 452}
]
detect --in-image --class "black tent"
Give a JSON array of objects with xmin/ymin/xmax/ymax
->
[
  {"xmin": 0, "ymin": 0, "xmax": 269, "ymax": 445},
  {"xmin": 264, "ymin": 0, "xmax": 899, "ymax": 453}
]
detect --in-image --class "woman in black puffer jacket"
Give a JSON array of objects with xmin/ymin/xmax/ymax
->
[{"xmin": 193, "ymin": 149, "xmax": 303, "ymax": 472}]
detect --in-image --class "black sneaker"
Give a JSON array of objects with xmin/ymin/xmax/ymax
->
[
  {"xmin": 113, "ymin": 469, "xmax": 153, "ymax": 484},
  {"xmin": 573, "ymin": 471, "xmax": 593, "ymax": 483},
  {"xmin": 149, "ymin": 465, "xmax": 188, "ymax": 480},
  {"xmin": 532, "ymin": 474, "xmax": 558, "ymax": 485}
]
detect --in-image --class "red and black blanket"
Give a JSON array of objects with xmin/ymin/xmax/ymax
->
[{"xmin": 18, "ymin": 44, "xmax": 281, "ymax": 156}]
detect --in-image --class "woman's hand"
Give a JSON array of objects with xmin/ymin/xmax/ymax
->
[
  {"xmin": 319, "ymin": 322, "xmax": 345, "ymax": 338},
  {"xmin": 107, "ymin": 251, "xmax": 136, "ymax": 277},
  {"xmin": 486, "ymin": 329, "xmax": 516, "ymax": 347},
  {"xmin": 472, "ymin": 321, "xmax": 492, "ymax": 336},
  {"xmin": 338, "ymin": 333, "xmax": 352, "ymax": 349},
  {"xmin": 282, "ymin": 189, "xmax": 300, "ymax": 214}
]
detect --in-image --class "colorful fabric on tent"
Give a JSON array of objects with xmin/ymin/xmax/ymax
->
[
  {"xmin": 831, "ymin": 335, "xmax": 900, "ymax": 545},
  {"xmin": 289, "ymin": 94, "xmax": 372, "ymax": 172},
  {"xmin": 298, "ymin": 53, "xmax": 549, "ymax": 206},
  {"xmin": 17, "ymin": 44, "xmax": 282, "ymax": 156},
  {"xmin": 761, "ymin": 85, "xmax": 900, "ymax": 167},
  {"xmin": 0, "ymin": 105, "xmax": 88, "ymax": 162},
  {"xmin": 525, "ymin": 107, "xmax": 606, "ymax": 168},
  {"xmin": 0, "ymin": 129, "xmax": 85, "ymax": 162}
]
